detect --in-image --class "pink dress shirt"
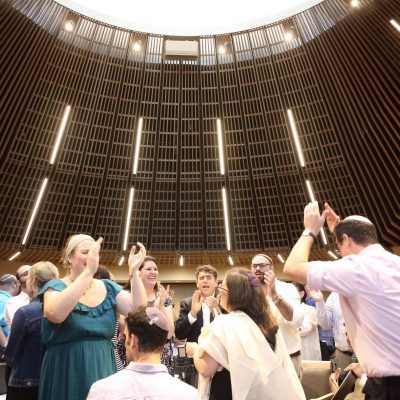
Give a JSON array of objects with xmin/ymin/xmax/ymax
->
[{"xmin": 307, "ymin": 244, "xmax": 400, "ymax": 377}]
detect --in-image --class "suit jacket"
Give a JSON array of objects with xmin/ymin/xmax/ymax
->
[{"xmin": 175, "ymin": 297, "xmax": 213, "ymax": 343}]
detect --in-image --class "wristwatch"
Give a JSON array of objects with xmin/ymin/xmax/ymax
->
[{"xmin": 302, "ymin": 229, "xmax": 317, "ymax": 242}]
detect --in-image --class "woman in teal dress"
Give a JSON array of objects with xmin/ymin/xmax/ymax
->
[{"xmin": 39, "ymin": 235, "xmax": 147, "ymax": 400}]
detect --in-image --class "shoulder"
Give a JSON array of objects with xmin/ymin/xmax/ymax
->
[
  {"xmin": 166, "ymin": 375, "xmax": 199, "ymax": 398},
  {"xmin": 102, "ymin": 279, "xmax": 122, "ymax": 295},
  {"xmin": 38, "ymin": 279, "xmax": 66, "ymax": 297},
  {"xmin": 88, "ymin": 370, "xmax": 129, "ymax": 396}
]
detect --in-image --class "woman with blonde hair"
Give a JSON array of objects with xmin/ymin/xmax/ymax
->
[
  {"xmin": 187, "ymin": 267, "xmax": 305, "ymax": 400},
  {"xmin": 38, "ymin": 235, "xmax": 147, "ymax": 400},
  {"xmin": 4, "ymin": 261, "xmax": 59, "ymax": 400}
]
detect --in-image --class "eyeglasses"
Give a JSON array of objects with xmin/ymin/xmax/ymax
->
[
  {"xmin": 217, "ymin": 283, "xmax": 228, "ymax": 292},
  {"xmin": 251, "ymin": 263, "xmax": 272, "ymax": 270}
]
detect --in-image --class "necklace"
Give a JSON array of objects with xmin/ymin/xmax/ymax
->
[{"xmin": 68, "ymin": 275, "xmax": 93, "ymax": 295}]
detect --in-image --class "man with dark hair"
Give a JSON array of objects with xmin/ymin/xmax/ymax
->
[
  {"xmin": 0, "ymin": 274, "xmax": 19, "ymax": 347},
  {"xmin": 87, "ymin": 306, "xmax": 199, "ymax": 399},
  {"xmin": 284, "ymin": 202, "xmax": 400, "ymax": 400},
  {"xmin": 175, "ymin": 265, "xmax": 220, "ymax": 343}
]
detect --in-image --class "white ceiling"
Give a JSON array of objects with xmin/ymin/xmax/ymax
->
[{"xmin": 56, "ymin": 0, "xmax": 324, "ymax": 35}]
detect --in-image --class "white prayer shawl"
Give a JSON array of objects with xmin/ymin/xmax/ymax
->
[{"xmin": 198, "ymin": 311, "xmax": 306, "ymax": 400}]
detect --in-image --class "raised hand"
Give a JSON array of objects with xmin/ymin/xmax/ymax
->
[
  {"xmin": 203, "ymin": 296, "xmax": 219, "ymax": 310},
  {"xmin": 324, "ymin": 202, "xmax": 341, "ymax": 233},
  {"xmin": 304, "ymin": 201, "xmax": 328, "ymax": 235},
  {"xmin": 308, "ymin": 288, "xmax": 324, "ymax": 302},
  {"xmin": 263, "ymin": 269, "xmax": 277, "ymax": 297},
  {"xmin": 86, "ymin": 237, "xmax": 103, "ymax": 275},
  {"xmin": 190, "ymin": 290, "xmax": 202, "ymax": 318},
  {"xmin": 128, "ymin": 242, "xmax": 146, "ymax": 275}
]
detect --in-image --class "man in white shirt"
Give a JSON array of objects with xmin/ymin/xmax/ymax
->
[
  {"xmin": 87, "ymin": 306, "xmax": 199, "ymax": 400},
  {"xmin": 251, "ymin": 254, "xmax": 305, "ymax": 379},
  {"xmin": 309, "ymin": 289, "xmax": 352, "ymax": 370},
  {"xmin": 4, "ymin": 265, "xmax": 31, "ymax": 330}
]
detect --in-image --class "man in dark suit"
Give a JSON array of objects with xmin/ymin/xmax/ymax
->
[
  {"xmin": 175, "ymin": 265, "xmax": 219, "ymax": 343},
  {"xmin": 174, "ymin": 265, "xmax": 219, "ymax": 386}
]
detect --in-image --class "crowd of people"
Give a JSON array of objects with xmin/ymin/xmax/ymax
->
[{"xmin": 0, "ymin": 202, "xmax": 398, "ymax": 399}]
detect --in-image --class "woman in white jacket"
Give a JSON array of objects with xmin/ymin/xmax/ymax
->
[
  {"xmin": 293, "ymin": 282, "xmax": 321, "ymax": 361},
  {"xmin": 186, "ymin": 268, "xmax": 305, "ymax": 400}
]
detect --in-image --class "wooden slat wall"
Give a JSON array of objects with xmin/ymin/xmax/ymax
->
[{"xmin": 0, "ymin": 0, "xmax": 398, "ymax": 266}]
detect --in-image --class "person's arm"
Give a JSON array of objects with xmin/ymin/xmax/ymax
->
[
  {"xmin": 175, "ymin": 291, "xmax": 202, "ymax": 340},
  {"xmin": 265, "ymin": 270, "xmax": 295, "ymax": 321},
  {"xmin": 186, "ymin": 342, "xmax": 220, "ymax": 378},
  {"xmin": 3, "ymin": 309, "xmax": 26, "ymax": 367},
  {"xmin": 284, "ymin": 202, "xmax": 327, "ymax": 283},
  {"xmin": 299, "ymin": 306, "xmax": 317, "ymax": 337},
  {"xmin": 116, "ymin": 243, "xmax": 147, "ymax": 316},
  {"xmin": 310, "ymin": 290, "xmax": 334, "ymax": 330},
  {"xmin": 156, "ymin": 283, "xmax": 175, "ymax": 339},
  {"xmin": 44, "ymin": 238, "xmax": 103, "ymax": 323}
]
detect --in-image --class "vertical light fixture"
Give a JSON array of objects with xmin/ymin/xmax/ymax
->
[
  {"xmin": 50, "ymin": 105, "xmax": 71, "ymax": 165},
  {"xmin": 287, "ymin": 109, "xmax": 305, "ymax": 167},
  {"xmin": 216, "ymin": 118, "xmax": 225, "ymax": 175},
  {"xmin": 222, "ymin": 187, "xmax": 231, "ymax": 251},
  {"xmin": 132, "ymin": 117, "xmax": 143, "ymax": 175},
  {"xmin": 22, "ymin": 178, "xmax": 48, "ymax": 245},
  {"xmin": 305, "ymin": 179, "xmax": 327, "ymax": 245},
  {"xmin": 390, "ymin": 19, "xmax": 400, "ymax": 33},
  {"xmin": 328, "ymin": 250, "xmax": 338, "ymax": 260},
  {"xmin": 179, "ymin": 255, "xmax": 184, "ymax": 267},
  {"xmin": 118, "ymin": 256, "xmax": 125, "ymax": 266},
  {"xmin": 228, "ymin": 255, "xmax": 234, "ymax": 266},
  {"xmin": 277, "ymin": 254, "xmax": 285, "ymax": 264},
  {"xmin": 123, "ymin": 187, "xmax": 135, "ymax": 251},
  {"xmin": 8, "ymin": 251, "xmax": 21, "ymax": 261}
]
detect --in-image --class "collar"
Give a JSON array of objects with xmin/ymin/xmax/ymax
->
[
  {"xmin": 126, "ymin": 362, "xmax": 168, "ymax": 374},
  {"xmin": 0, "ymin": 291, "xmax": 12, "ymax": 298}
]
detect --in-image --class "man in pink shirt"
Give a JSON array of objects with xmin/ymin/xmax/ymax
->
[{"xmin": 283, "ymin": 201, "xmax": 400, "ymax": 400}]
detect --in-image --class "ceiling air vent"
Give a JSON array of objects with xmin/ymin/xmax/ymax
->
[{"xmin": 163, "ymin": 37, "xmax": 199, "ymax": 61}]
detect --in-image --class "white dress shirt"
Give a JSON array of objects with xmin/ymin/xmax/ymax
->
[
  {"xmin": 5, "ymin": 291, "xmax": 30, "ymax": 330},
  {"xmin": 268, "ymin": 280, "xmax": 304, "ymax": 355},
  {"xmin": 315, "ymin": 292, "xmax": 349, "ymax": 352}
]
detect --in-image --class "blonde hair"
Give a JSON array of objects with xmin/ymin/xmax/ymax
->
[
  {"xmin": 27, "ymin": 261, "xmax": 59, "ymax": 296},
  {"xmin": 60, "ymin": 234, "xmax": 95, "ymax": 269}
]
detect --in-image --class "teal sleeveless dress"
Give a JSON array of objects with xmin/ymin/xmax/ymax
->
[{"xmin": 38, "ymin": 279, "xmax": 121, "ymax": 400}]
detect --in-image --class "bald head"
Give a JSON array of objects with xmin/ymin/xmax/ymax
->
[
  {"xmin": 0, "ymin": 274, "xmax": 19, "ymax": 295},
  {"xmin": 16, "ymin": 265, "xmax": 31, "ymax": 292}
]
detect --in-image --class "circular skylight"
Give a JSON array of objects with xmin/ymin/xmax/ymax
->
[{"xmin": 56, "ymin": 0, "xmax": 323, "ymax": 35}]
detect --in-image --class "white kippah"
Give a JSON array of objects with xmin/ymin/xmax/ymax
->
[
  {"xmin": 344, "ymin": 215, "xmax": 373, "ymax": 225},
  {"xmin": 66, "ymin": 234, "xmax": 95, "ymax": 256}
]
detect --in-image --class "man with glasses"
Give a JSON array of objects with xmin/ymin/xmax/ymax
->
[
  {"xmin": 284, "ymin": 201, "xmax": 400, "ymax": 400},
  {"xmin": 4, "ymin": 265, "xmax": 31, "ymax": 331},
  {"xmin": 251, "ymin": 254, "xmax": 305, "ymax": 379},
  {"xmin": 0, "ymin": 274, "xmax": 20, "ymax": 348}
]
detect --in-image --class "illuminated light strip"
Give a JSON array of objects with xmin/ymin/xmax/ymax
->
[
  {"xmin": 222, "ymin": 187, "xmax": 231, "ymax": 251},
  {"xmin": 118, "ymin": 256, "xmax": 125, "ymax": 266},
  {"xmin": 8, "ymin": 251, "xmax": 21, "ymax": 261},
  {"xmin": 328, "ymin": 250, "xmax": 338, "ymax": 260},
  {"xmin": 287, "ymin": 109, "xmax": 305, "ymax": 167},
  {"xmin": 216, "ymin": 118, "xmax": 225, "ymax": 175},
  {"xmin": 390, "ymin": 19, "xmax": 400, "ymax": 33},
  {"xmin": 228, "ymin": 255, "xmax": 234, "ymax": 266},
  {"xmin": 123, "ymin": 187, "xmax": 135, "ymax": 251},
  {"xmin": 132, "ymin": 117, "xmax": 143, "ymax": 175},
  {"xmin": 179, "ymin": 255, "xmax": 184, "ymax": 267},
  {"xmin": 22, "ymin": 178, "xmax": 48, "ymax": 245},
  {"xmin": 277, "ymin": 254, "xmax": 285, "ymax": 263},
  {"xmin": 305, "ymin": 179, "xmax": 328, "ymax": 245},
  {"xmin": 50, "ymin": 105, "xmax": 71, "ymax": 164}
]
